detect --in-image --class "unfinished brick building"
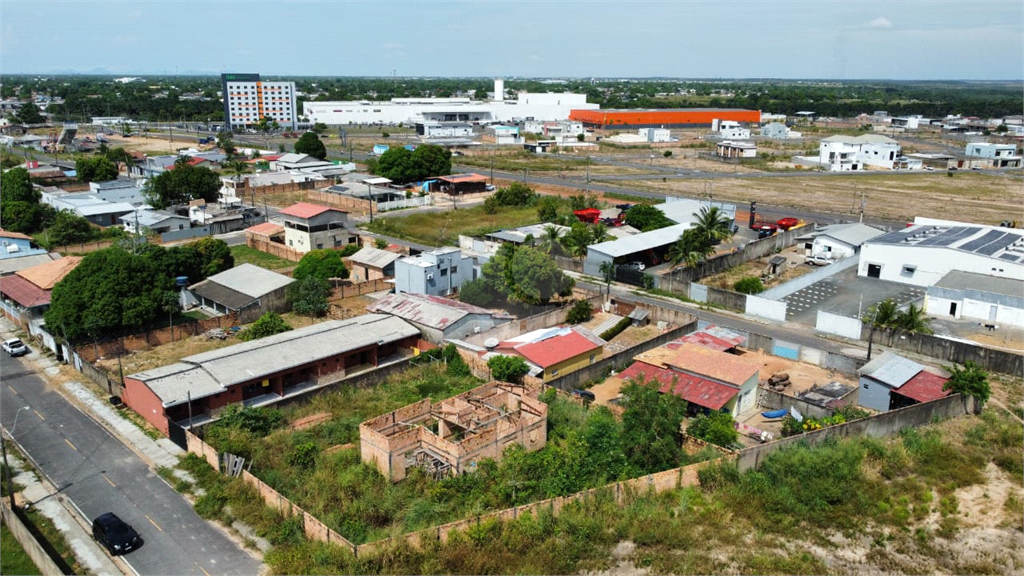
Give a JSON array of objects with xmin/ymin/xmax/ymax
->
[{"xmin": 359, "ymin": 382, "xmax": 548, "ymax": 482}]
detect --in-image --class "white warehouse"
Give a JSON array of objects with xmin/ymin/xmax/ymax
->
[
  {"xmin": 925, "ymin": 271, "xmax": 1024, "ymax": 328},
  {"xmin": 858, "ymin": 217, "xmax": 1024, "ymax": 287},
  {"xmin": 303, "ymin": 79, "xmax": 598, "ymax": 126}
]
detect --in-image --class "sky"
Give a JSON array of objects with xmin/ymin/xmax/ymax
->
[{"xmin": 1, "ymin": 1, "xmax": 1021, "ymax": 80}]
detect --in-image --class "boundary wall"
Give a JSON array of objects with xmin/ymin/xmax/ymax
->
[
  {"xmin": 0, "ymin": 503, "xmax": 65, "ymax": 576},
  {"xmin": 861, "ymin": 326, "xmax": 1023, "ymax": 376}
]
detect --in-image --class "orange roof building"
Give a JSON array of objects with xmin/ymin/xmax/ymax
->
[
  {"xmin": 635, "ymin": 341, "xmax": 761, "ymax": 417},
  {"xmin": 570, "ymin": 108, "xmax": 761, "ymax": 129},
  {"xmin": 16, "ymin": 256, "xmax": 82, "ymax": 290}
]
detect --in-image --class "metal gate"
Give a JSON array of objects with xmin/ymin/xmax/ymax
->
[{"xmin": 167, "ymin": 422, "xmax": 187, "ymax": 450}]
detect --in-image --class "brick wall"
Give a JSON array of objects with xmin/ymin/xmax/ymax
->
[
  {"xmin": 73, "ymin": 313, "xmax": 241, "ymax": 363},
  {"xmin": 245, "ymin": 235, "xmax": 304, "ymax": 262}
]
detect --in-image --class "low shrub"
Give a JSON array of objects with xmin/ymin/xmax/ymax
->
[
  {"xmin": 566, "ymin": 299, "xmax": 593, "ymax": 324},
  {"xmin": 599, "ymin": 315, "xmax": 632, "ymax": 341}
]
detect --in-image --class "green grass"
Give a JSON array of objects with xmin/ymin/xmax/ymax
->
[
  {"xmin": 1, "ymin": 524, "xmax": 42, "ymax": 576},
  {"xmin": 455, "ymin": 152, "xmax": 590, "ymax": 173},
  {"xmin": 229, "ymin": 245, "xmax": 295, "ymax": 270},
  {"xmin": 602, "ymin": 191, "xmax": 660, "ymax": 205},
  {"xmin": 363, "ymin": 203, "xmax": 541, "ymax": 246}
]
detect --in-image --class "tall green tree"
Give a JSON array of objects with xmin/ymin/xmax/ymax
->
[
  {"xmin": 690, "ymin": 206, "xmax": 734, "ymax": 247},
  {"xmin": 143, "ymin": 157, "xmax": 221, "ymax": 209},
  {"xmin": 374, "ymin": 147, "xmax": 417, "ymax": 182},
  {"xmin": 507, "ymin": 245, "xmax": 575, "ymax": 305},
  {"xmin": 76, "ymin": 156, "xmax": 118, "ymax": 182},
  {"xmin": 538, "ymin": 224, "xmax": 565, "ymax": 255},
  {"xmin": 412, "ymin": 144, "xmax": 451, "ymax": 178},
  {"xmin": 1, "ymin": 167, "xmax": 54, "ymax": 234},
  {"xmin": 668, "ymin": 227, "xmax": 716, "ymax": 268},
  {"xmin": 942, "ymin": 361, "xmax": 991, "ymax": 404},
  {"xmin": 599, "ymin": 260, "xmax": 615, "ymax": 296},
  {"xmin": 620, "ymin": 380, "xmax": 688, "ymax": 472},
  {"xmin": 288, "ymin": 276, "xmax": 331, "ymax": 317},
  {"xmin": 1, "ymin": 167, "xmax": 38, "ymax": 204},
  {"xmin": 894, "ymin": 303, "xmax": 933, "ymax": 341},
  {"xmin": 863, "ymin": 299, "xmax": 900, "ymax": 361},
  {"xmin": 292, "ymin": 249, "xmax": 349, "ymax": 281},
  {"xmin": 105, "ymin": 147, "xmax": 132, "ymax": 173},
  {"xmin": 294, "ymin": 132, "xmax": 327, "ymax": 160},
  {"xmin": 536, "ymin": 196, "xmax": 560, "ymax": 222},
  {"xmin": 14, "ymin": 102, "xmax": 44, "ymax": 124},
  {"xmin": 46, "ymin": 210, "xmax": 98, "ymax": 246}
]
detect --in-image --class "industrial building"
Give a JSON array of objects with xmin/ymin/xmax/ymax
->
[
  {"xmin": 221, "ymin": 73, "xmax": 297, "ymax": 130},
  {"xmin": 797, "ymin": 222, "xmax": 885, "ymax": 260},
  {"xmin": 570, "ymin": 108, "xmax": 760, "ymax": 129},
  {"xmin": 858, "ymin": 217, "xmax": 1024, "ymax": 287},
  {"xmin": 360, "ymin": 381, "xmax": 547, "ymax": 482},
  {"xmin": 303, "ymin": 79, "xmax": 597, "ymax": 126},
  {"xmin": 583, "ymin": 223, "xmax": 691, "ymax": 276},
  {"xmin": 124, "ymin": 314, "xmax": 421, "ymax": 435},
  {"xmin": 925, "ymin": 271, "xmax": 1024, "ymax": 328}
]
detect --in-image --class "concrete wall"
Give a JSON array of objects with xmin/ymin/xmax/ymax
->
[
  {"xmin": 815, "ymin": 310, "xmax": 863, "ymax": 340},
  {"xmin": 161, "ymin": 225, "xmax": 211, "ymax": 243},
  {"xmin": 745, "ymin": 295, "xmax": 787, "ymax": 321},
  {"xmin": 859, "ymin": 325, "xmax": 1023, "ymax": 376},
  {"xmin": 658, "ymin": 224, "xmax": 810, "ymax": 287},
  {"xmin": 0, "ymin": 503, "xmax": 64, "ymax": 576},
  {"xmin": 757, "ymin": 387, "xmax": 833, "ymax": 420},
  {"xmin": 759, "ymin": 255, "xmax": 859, "ymax": 300},
  {"xmin": 736, "ymin": 393, "xmax": 976, "ymax": 472}
]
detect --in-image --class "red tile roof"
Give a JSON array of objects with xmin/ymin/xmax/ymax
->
[
  {"xmin": 0, "ymin": 274, "xmax": 50, "ymax": 308},
  {"xmin": 514, "ymin": 330, "xmax": 601, "ymax": 368},
  {"xmin": 893, "ymin": 371, "xmax": 950, "ymax": 404},
  {"xmin": 0, "ymin": 229, "xmax": 33, "ymax": 241},
  {"xmin": 278, "ymin": 202, "xmax": 346, "ymax": 219},
  {"xmin": 246, "ymin": 154, "xmax": 283, "ymax": 163},
  {"xmin": 438, "ymin": 173, "xmax": 487, "ymax": 183},
  {"xmin": 16, "ymin": 256, "xmax": 82, "ymax": 290},
  {"xmin": 166, "ymin": 157, "xmax": 206, "ymax": 170},
  {"xmin": 663, "ymin": 343, "xmax": 759, "ymax": 387},
  {"xmin": 617, "ymin": 361, "xmax": 737, "ymax": 410},
  {"xmin": 246, "ymin": 222, "xmax": 285, "ymax": 236}
]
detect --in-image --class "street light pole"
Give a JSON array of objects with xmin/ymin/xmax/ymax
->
[{"xmin": 2, "ymin": 406, "xmax": 31, "ymax": 508}]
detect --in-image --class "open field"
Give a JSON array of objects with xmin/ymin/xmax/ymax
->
[
  {"xmin": 229, "ymin": 245, "xmax": 295, "ymax": 271},
  {"xmin": 699, "ymin": 245, "xmax": 816, "ymax": 291},
  {"xmin": 626, "ymin": 172, "xmax": 1023, "ymax": 225},
  {"xmin": 363, "ymin": 202, "xmax": 541, "ymax": 246}
]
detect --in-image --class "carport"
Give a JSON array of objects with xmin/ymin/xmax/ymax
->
[{"xmin": 583, "ymin": 223, "xmax": 692, "ymax": 277}]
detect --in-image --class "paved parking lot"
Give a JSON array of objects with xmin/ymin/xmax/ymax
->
[{"xmin": 783, "ymin": 266, "xmax": 926, "ymax": 324}]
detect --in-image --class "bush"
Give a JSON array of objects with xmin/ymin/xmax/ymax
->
[
  {"xmin": 686, "ymin": 411, "xmax": 738, "ymax": 447},
  {"xmin": 599, "ymin": 316, "xmax": 632, "ymax": 341},
  {"xmin": 458, "ymin": 278, "xmax": 495, "ymax": 307},
  {"xmin": 374, "ymin": 238, "xmax": 389, "ymax": 250},
  {"xmin": 488, "ymin": 355, "xmax": 529, "ymax": 383},
  {"xmin": 288, "ymin": 442, "xmax": 319, "ymax": 469},
  {"xmin": 566, "ymin": 300, "xmax": 593, "ymax": 324},
  {"xmin": 733, "ymin": 276, "xmax": 765, "ymax": 294},
  {"xmin": 240, "ymin": 312, "xmax": 292, "ymax": 341},
  {"xmin": 493, "ymin": 182, "xmax": 536, "ymax": 207},
  {"xmin": 340, "ymin": 243, "xmax": 362, "ymax": 257},
  {"xmin": 293, "ymin": 249, "xmax": 349, "ymax": 282},
  {"xmin": 289, "ymin": 276, "xmax": 331, "ymax": 317},
  {"xmin": 663, "ymin": 150, "xmax": 673, "ymax": 157},
  {"xmin": 942, "ymin": 361, "xmax": 990, "ymax": 403}
]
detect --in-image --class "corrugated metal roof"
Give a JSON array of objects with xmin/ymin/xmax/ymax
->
[
  {"xmin": 196, "ymin": 264, "xmax": 294, "ymax": 299},
  {"xmin": 892, "ymin": 371, "xmax": 950, "ymax": 403},
  {"xmin": 129, "ymin": 315, "xmax": 420, "ymax": 405},
  {"xmin": 815, "ymin": 223, "xmax": 885, "ymax": 247},
  {"xmin": 348, "ymin": 247, "xmax": 402, "ymax": 269},
  {"xmin": 935, "ymin": 270, "xmax": 1024, "ymax": 298},
  {"xmin": 615, "ymin": 361, "xmax": 737, "ymax": 410},
  {"xmin": 368, "ymin": 292, "xmax": 509, "ymax": 330},
  {"xmin": 587, "ymin": 223, "xmax": 693, "ymax": 258},
  {"xmin": 0, "ymin": 274, "xmax": 50, "ymax": 308},
  {"xmin": 188, "ymin": 280, "xmax": 256, "ymax": 311},
  {"xmin": 278, "ymin": 202, "xmax": 344, "ymax": 219},
  {"xmin": 858, "ymin": 352, "xmax": 924, "ymax": 388},
  {"xmin": 0, "ymin": 252, "xmax": 62, "ymax": 275},
  {"xmin": 513, "ymin": 328, "xmax": 602, "ymax": 368}
]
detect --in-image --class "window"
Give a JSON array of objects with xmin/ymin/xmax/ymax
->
[
  {"xmin": 901, "ymin": 265, "xmax": 916, "ymax": 277},
  {"xmin": 551, "ymin": 369, "xmax": 559, "ymax": 376},
  {"xmin": 440, "ymin": 269, "xmax": 448, "ymax": 276},
  {"xmin": 450, "ymin": 265, "xmax": 458, "ymax": 274}
]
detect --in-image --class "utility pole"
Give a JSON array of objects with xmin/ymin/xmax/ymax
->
[
  {"xmin": 860, "ymin": 190, "xmax": 866, "ymax": 223},
  {"xmin": 3, "ymin": 406, "xmax": 31, "ymax": 508},
  {"xmin": 367, "ymin": 182, "xmax": 374, "ymax": 222}
]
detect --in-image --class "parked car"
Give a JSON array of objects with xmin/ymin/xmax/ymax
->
[
  {"xmin": 804, "ymin": 255, "xmax": 834, "ymax": 266},
  {"xmin": 570, "ymin": 389, "xmax": 596, "ymax": 402},
  {"xmin": 92, "ymin": 513, "xmax": 142, "ymax": 556},
  {"xmin": 2, "ymin": 338, "xmax": 27, "ymax": 357},
  {"xmin": 618, "ymin": 261, "xmax": 646, "ymax": 271},
  {"xmin": 776, "ymin": 217, "xmax": 800, "ymax": 231}
]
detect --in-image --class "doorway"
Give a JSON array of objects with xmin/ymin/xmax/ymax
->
[
  {"xmin": 867, "ymin": 264, "xmax": 881, "ymax": 278},
  {"xmin": 949, "ymin": 302, "xmax": 958, "ymax": 316}
]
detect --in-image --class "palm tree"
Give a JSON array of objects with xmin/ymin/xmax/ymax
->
[
  {"xmin": 225, "ymin": 160, "xmax": 251, "ymax": 205},
  {"xmin": 590, "ymin": 222, "xmax": 609, "ymax": 245},
  {"xmin": 668, "ymin": 228, "xmax": 715, "ymax": 269},
  {"xmin": 894, "ymin": 303, "xmax": 933, "ymax": 342},
  {"xmin": 690, "ymin": 206, "xmax": 735, "ymax": 247},
  {"xmin": 598, "ymin": 260, "xmax": 615, "ymax": 297},
  {"xmin": 863, "ymin": 298, "xmax": 900, "ymax": 361},
  {"xmin": 538, "ymin": 224, "xmax": 564, "ymax": 254}
]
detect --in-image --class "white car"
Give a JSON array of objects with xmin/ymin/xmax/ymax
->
[
  {"xmin": 804, "ymin": 255, "xmax": 833, "ymax": 266},
  {"xmin": 619, "ymin": 261, "xmax": 646, "ymax": 271},
  {"xmin": 2, "ymin": 338, "xmax": 28, "ymax": 357}
]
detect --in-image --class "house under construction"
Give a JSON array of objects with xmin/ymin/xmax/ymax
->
[{"xmin": 359, "ymin": 381, "xmax": 548, "ymax": 482}]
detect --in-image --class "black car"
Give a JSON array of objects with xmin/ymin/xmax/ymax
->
[
  {"xmin": 570, "ymin": 389, "xmax": 596, "ymax": 402},
  {"xmin": 92, "ymin": 513, "xmax": 142, "ymax": 555}
]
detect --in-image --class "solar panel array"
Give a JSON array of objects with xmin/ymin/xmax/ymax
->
[
  {"xmin": 868, "ymin": 225, "xmax": 1024, "ymax": 261},
  {"xmin": 958, "ymin": 230, "xmax": 1006, "ymax": 252}
]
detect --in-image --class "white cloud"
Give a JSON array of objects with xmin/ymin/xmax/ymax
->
[{"xmin": 869, "ymin": 17, "xmax": 893, "ymax": 29}]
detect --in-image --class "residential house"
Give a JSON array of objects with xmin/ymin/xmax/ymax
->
[
  {"xmin": 817, "ymin": 134, "xmax": 901, "ymax": 171},
  {"xmin": 186, "ymin": 263, "xmax": 295, "ymax": 316},
  {"xmin": 760, "ymin": 122, "xmax": 801, "ymax": 139},
  {"xmin": 482, "ymin": 125, "xmax": 523, "ymax": 145},
  {"xmin": 0, "ymin": 252, "xmax": 62, "ymax": 277},
  {"xmin": 797, "ymin": 222, "xmax": 885, "ymax": 260},
  {"xmin": 0, "ymin": 256, "xmax": 82, "ymax": 326},
  {"xmin": 278, "ymin": 202, "xmax": 356, "ymax": 253},
  {"xmin": 716, "ymin": 140, "xmax": 757, "ymax": 158},
  {"xmin": 121, "ymin": 208, "xmax": 190, "ymax": 235},
  {"xmin": 346, "ymin": 247, "xmax": 402, "ymax": 281},
  {"xmin": 490, "ymin": 326, "xmax": 605, "ymax": 382},
  {"xmin": 42, "ymin": 192, "xmax": 137, "ymax": 227},
  {"xmin": 713, "ymin": 120, "xmax": 750, "ymax": 139},
  {"xmin": 638, "ymin": 128, "xmax": 673, "ymax": 142},
  {"xmin": 964, "ymin": 142, "xmax": 1021, "ymax": 168},
  {"xmin": 394, "ymin": 247, "xmax": 474, "ymax": 296},
  {"xmin": 857, "ymin": 352, "xmax": 949, "ymax": 412},
  {"xmin": 123, "ymin": 314, "xmax": 421, "ymax": 435},
  {"xmin": 0, "ymin": 230, "xmax": 48, "ymax": 260},
  {"xmin": 368, "ymin": 292, "xmax": 513, "ymax": 344},
  {"xmin": 360, "ymin": 381, "xmax": 547, "ymax": 482}
]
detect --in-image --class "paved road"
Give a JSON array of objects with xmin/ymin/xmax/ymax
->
[{"xmin": 0, "ymin": 353, "xmax": 262, "ymax": 576}]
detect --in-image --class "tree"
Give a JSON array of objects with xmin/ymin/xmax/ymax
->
[
  {"xmin": 559, "ymin": 222, "xmax": 594, "ymax": 260},
  {"xmin": 863, "ymin": 299, "xmax": 900, "ymax": 361},
  {"xmin": 217, "ymin": 131, "xmax": 237, "ymax": 158},
  {"xmin": 14, "ymin": 102, "xmax": 44, "ymax": 124},
  {"xmin": 161, "ymin": 291, "xmax": 179, "ymax": 332},
  {"xmin": 620, "ymin": 380, "xmax": 688, "ymax": 472},
  {"xmin": 412, "ymin": 144, "xmax": 451, "ymax": 179},
  {"xmin": 488, "ymin": 355, "xmax": 529, "ymax": 383},
  {"xmin": 577, "ymin": 133, "xmax": 586, "ymax": 142},
  {"xmin": 105, "ymin": 147, "xmax": 132, "ymax": 172},
  {"xmin": 663, "ymin": 150, "xmax": 673, "ymax": 157},
  {"xmin": 294, "ymin": 132, "xmax": 327, "ymax": 160},
  {"xmin": 690, "ymin": 206, "xmax": 734, "ymax": 247},
  {"xmin": 536, "ymin": 196, "xmax": 559, "ymax": 222},
  {"xmin": 374, "ymin": 238, "xmax": 388, "ymax": 249},
  {"xmin": 189, "ymin": 237, "xmax": 235, "ymax": 278},
  {"xmin": 506, "ymin": 246, "xmax": 575, "ymax": 305},
  {"xmin": 1, "ymin": 167, "xmax": 54, "ymax": 234},
  {"xmin": 685, "ymin": 411, "xmax": 738, "ymax": 447},
  {"xmin": 143, "ymin": 158, "xmax": 221, "ymax": 209},
  {"xmin": 894, "ymin": 303, "xmax": 933, "ymax": 341},
  {"xmin": 311, "ymin": 122, "xmax": 329, "ymax": 135},
  {"xmin": 375, "ymin": 147, "xmax": 418, "ymax": 183},
  {"xmin": 942, "ymin": 361, "xmax": 991, "ymax": 404},
  {"xmin": 733, "ymin": 276, "xmax": 765, "ymax": 294},
  {"xmin": 668, "ymin": 228, "xmax": 716, "ymax": 268},
  {"xmin": 599, "ymin": 261, "xmax": 615, "ymax": 296},
  {"xmin": 458, "ymin": 278, "xmax": 496, "ymax": 307},
  {"xmin": 566, "ymin": 300, "xmax": 593, "ymax": 324},
  {"xmin": 292, "ymin": 249, "xmax": 349, "ymax": 282},
  {"xmin": 239, "ymin": 312, "xmax": 292, "ymax": 341},
  {"xmin": 494, "ymin": 182, "xmax": 536, "ymax": 206},
  {"xmin": 288, "ymin": 276, "xmax": 331, "ymax": 317},
  {"xmin": 1, "ymin": 167, "xmax": 39, "ymax": 204},
  {"xmin": 46, "ymin": 210, "xmax": 98, "ymax": 246},
  {"xmin": 75, "ymin": 156, "xmax": 118, "ymax": 182},
  {"xmin": 538, "ymin": 224, "xmax": 565, "ymax": 254},
  {"xmin": 623, "ymin": 204, "xmax": 673, "ymax": 232}
]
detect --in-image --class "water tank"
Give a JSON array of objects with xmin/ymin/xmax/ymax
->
[
  {"xmin": 484, "ymin": 338, "xmax": 499, "ymax": 350},
  {"xmin": 175, "ymin": 276, "xmax": 189, "ymax": 287}
]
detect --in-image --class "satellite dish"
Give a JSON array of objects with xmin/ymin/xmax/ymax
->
[{"xmin": 484, "ymin": 338, "xmax": 499, "ymax": 350}]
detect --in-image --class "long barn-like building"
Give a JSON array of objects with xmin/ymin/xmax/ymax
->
[{"xmin": 570, "ymin": 108, "xmax": 761, "ymax": 129}]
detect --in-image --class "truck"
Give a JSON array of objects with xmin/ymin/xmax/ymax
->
[{"xmin": 573, "ymin": 208, "xmax": 601, "ymax": 224}]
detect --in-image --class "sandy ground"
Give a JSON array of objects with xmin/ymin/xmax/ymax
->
[{"xmin": 700, "ymin": 245, "xmax": 815, "ymax": 291}]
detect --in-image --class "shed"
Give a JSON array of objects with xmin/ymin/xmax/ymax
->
[
  {"xmin": 188, "ymin": 263, "xmax": 295, "ymax": 316},
  {"xmin": 857, "ymin": 352, "xmax": 931, "ymax": 412},
  {"xmin": 347, "ymin": 246, "xmax": 402, "ymax": 281},
  {"xmin": 367, "ymin": 292, "xmax": 513, "ymax": 344}
]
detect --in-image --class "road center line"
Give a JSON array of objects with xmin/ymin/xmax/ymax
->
[
  {"xmin": 64, "ymin": 438, "xmax": 77, "ymax": 451},
  {"xmin": 197, "ymin": 563, "xmax": 213, "ymax": 576},
  {"xmin": 103, "ymin": 474, "xmax": 116, "ymax": 487},
  {"xmin": 34, "ymin": 409, "xmax": 45, "ymax": 420},
  {"xmin": 145, "ymin": 514, "xmax": 163, "ymax": 532}
]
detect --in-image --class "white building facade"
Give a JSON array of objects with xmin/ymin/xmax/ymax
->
[
  {"xmin": 394, "ymin": 247, "xmax": 474, "ymax": 297},
  {"xmin": 924, "ymin": 271, "xmax": 1024, "ymax": 328},
  {"xmin": 760, "ymin": 122, "xmax": 801, "ymax": 139},
  {"xmin": 221, "ymin": 73, "xmax": 297, "ymax": 130},
  {"xmin": 818, "ymin": 134, "xmax": 901, "ymax": 171}
]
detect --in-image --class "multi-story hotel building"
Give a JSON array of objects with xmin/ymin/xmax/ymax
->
[{"xmin": 221, "ymin": 73, "xmax": 297, "ymax": 130}]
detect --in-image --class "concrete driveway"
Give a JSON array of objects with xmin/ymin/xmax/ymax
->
[{"xmin": 782, "ymin": 266, "xmax": 926, "ymax": 324}]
